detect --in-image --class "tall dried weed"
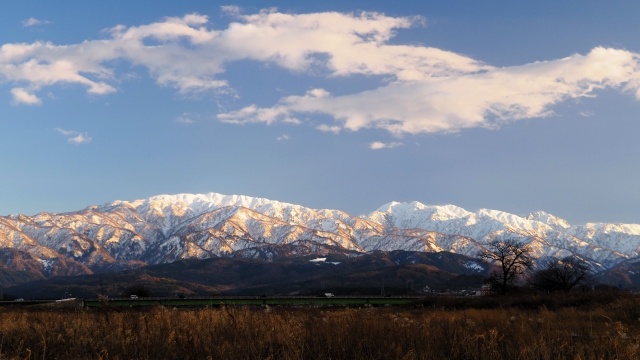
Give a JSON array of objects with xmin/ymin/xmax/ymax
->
[{"xmin": 0, "ymin": 295, "xmax": 639, "ymax": 359}]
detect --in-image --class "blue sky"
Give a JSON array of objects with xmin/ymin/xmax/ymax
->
[{"xmin": 1, "ymin": 1, "xmax": 640, "ymax": 224}]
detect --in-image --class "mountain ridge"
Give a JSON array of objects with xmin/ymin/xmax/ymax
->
[{"xmin": 1, "ymin": 191, "xmax": 640, "ymax": 287}]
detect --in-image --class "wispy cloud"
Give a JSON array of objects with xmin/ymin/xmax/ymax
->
[
  {"xmin": 55, "ymin": 128, "xmax": 92, "ymax": 144},
  {"xmin": 54, "ymin": 128, "xmax": 76, "ymax": 136},
  {"xmin": 22, "ymin": 17, "xmax": 50, "ymax": 28},
  {"xmin": 10, "ymin": 88, "xmax": 41, "ymax": 106},
  {"xmin": 2, "ymin": 9, "xmax": 640, "ymax": 138},
  {"xmin": 316, "ymin": 124, "xmax": 341, "ymax": 134},
  {"xmin": 68, "ymin": 133, "xmax": 92, "ymax": 144},
  {"xmin": 277, "ymin": 134, "xmax": 290, "ymax": 141},
  {"xmin": 175, "ymin": 113, "xmax": 196, "ymax": 124},
  {"xmin": 369, "ymin": 141, "xmax": 402, "ymax": 150}
]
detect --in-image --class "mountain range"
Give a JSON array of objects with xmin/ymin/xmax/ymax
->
[{"xmin": 1, "ymin": 192, "xmax": 639, "ymax": 287}]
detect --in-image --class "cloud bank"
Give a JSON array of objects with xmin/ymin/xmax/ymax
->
[
  {"xmin": 221, "ymin": 47, "xmax": 640, "ymax": 135},
  {"xmin": 3, "ymin": 8, "xmax": 640, "ymax": 137}
]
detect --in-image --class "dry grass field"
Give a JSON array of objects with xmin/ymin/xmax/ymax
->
[{"xmin": 1, "ymin": 293, "xmax": 640, "ymax": 359}]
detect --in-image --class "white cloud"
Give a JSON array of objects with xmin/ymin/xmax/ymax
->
[
  {"xmin": 218, "ymin": 104, "xmax": 302, "ymax": 125},
  {"xmin": 10, "ymin": 87, "xmax": 41, "ymax": 105},
  {"xmin": 3, "ymin": 10, "xmax": 640, "ymax": 137},
  {"xmin": 220, "ymin": 47, "xmax": 640, "ymax": 135},
  {"xmin": 175, "ymin": 113, "xmax": 196, "ymax": 124},
  {"xmin": 22, "ymin": 17, "xmax": 50, "ymax": 27},
  {"xmin": 369, "ymin": 141, "xmax": 402, "ymax": 150},
  {"xmin": 54, "ymin": 128, "xmax": 76, "ymax": 136},
  {"xmin": 277, "ymin": 134, "xmax": 290, "ymax": 141},
  {"xmin": 0, "ymin": 9, "xmax": 478, "ymax": 106},
  {"xmin": 68, "ymin": 132, "xmax": 92, "ymax": 144},
  {"xmin": 220, "ymin": 5, "xmax": 242, "ymax": 17},
  {"xmin": 316, "ymin": 124, "xmax": 341, "ymax": 134},
  {"xmin": 55, "ymin": 128, "xmax": 92, "ymax": 144}
]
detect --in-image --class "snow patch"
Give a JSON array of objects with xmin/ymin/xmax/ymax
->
[
  {"xmin": 463, "ymin": 261, "xmax": 484, "ymax": 272},
  {"xmin": 39, "ymin": 259, "xmax": 54, "ymax": 272}
]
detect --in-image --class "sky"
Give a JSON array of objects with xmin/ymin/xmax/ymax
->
[{"xmin": 1, "ymin": 1, "xmax": 640, "ymax": 224}]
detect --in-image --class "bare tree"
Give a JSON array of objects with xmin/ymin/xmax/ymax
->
[
  {"xmin": 480, "ymin": 239, "xmax": 533, "ymax": 294},
  {"xmin": 527, "ymin": 256, "xmax": 591, "ymax": 293}
]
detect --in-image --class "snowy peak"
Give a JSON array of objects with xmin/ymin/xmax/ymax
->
[
  {"xmin": 374, "ymin": 201, "xmax": 471, "ymax": 220},
  {"xmin": 101, "ymin": 192, "xmax": 349, "ymax": 224},
  {"xmin": 371, "ymin": 201, "xmax": 566, "ymax": 233},
  {"xmin": 371, "ymin": 202, "xmax": 472, "ymax": 229},
  {"xmin": 526, "ymin": 211, "xmax": 571, "ymax": 230},
  {"xmin": 2, "ymin": 192, "xmax": 640, "ymax": 277},
  {"xmin": 143, "ymin": 192, "xmax": 306, "ymax": 215}
]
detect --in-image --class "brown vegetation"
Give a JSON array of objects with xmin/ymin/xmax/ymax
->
[{"xmin": 1, "ymin": 294, "xmax": 640, "ymax": 359}]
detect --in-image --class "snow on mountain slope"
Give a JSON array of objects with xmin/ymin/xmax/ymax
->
[
  {"xmin": 369, "ymin": 201, "xmax": 553, "ymax": 241},
  {"xmin": 367, "ymin": 201, "xmax": 639, "ymax": 267},
  {"xmin": 526, "ymin": 211, "xmax": 571, "ymax": 230},
  {"xmin": 1, "ymin": 192, "xmax": 639, "ymax": 274},
  {"xmin": 567, "ymin": 223, "xmax": 640, "ymax": 257}
]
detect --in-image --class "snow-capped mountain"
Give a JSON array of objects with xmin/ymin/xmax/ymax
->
[{"xmin": 1, "ymin": 192, "xmax": 639, "ymax": 279}]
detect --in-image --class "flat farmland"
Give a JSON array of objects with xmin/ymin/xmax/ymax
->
[
  {"xmin": 0, "ymin": 293, "xmax": 640, "ymax": 359},
  {"xmin": 82, "ymin": 295, "xmax": 421, "ymax": 308}
]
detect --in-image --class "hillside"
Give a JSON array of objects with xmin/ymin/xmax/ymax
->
[
  {"xmin": 4, "ymin": 250, "xmax": 490, "ymax": 299},
  {"xmin": 1, "ymin": 192, "xmax": 640, "ymax": 288}
]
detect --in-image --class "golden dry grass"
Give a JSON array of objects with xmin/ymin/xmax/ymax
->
[{"xmin": 1, "ymin": 296, "xmax": 640, "ymax": 359}]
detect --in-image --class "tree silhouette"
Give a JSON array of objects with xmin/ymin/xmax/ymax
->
[
  {"xmin": 528, "ymin": 256, "xmax": 591, "ymax": 293},
  {"xmin": 480, "ymin": 239, "xmax": 533, "ymax": 294}
]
